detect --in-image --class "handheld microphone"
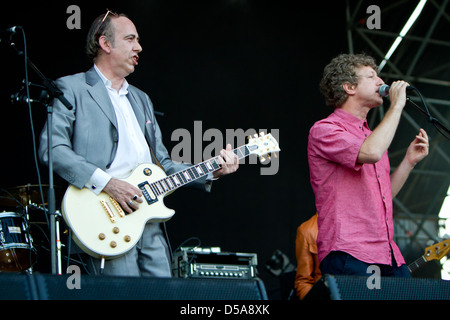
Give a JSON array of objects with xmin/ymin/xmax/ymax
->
[
  {"xmin": 5, "ymin": 26, "xmax": 20, "ymax": 34},
  {"xmin": 378, "ymin": 84, "xmax": 416, "ymax": 97}
]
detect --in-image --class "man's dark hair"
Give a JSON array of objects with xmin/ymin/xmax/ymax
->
[
  {"xmin": 85, "ymin": 12, "xmax": 128, "ymax": 62},
  {"xmin": 319, "ymin": 53, "xmax": 378, "ymax": 108}
]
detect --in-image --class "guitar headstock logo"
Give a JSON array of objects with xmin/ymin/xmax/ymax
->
[{"xmin": 143, "ymin": 168, "xmax": 152, "ymax": 176}]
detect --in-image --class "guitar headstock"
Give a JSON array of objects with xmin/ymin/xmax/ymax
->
[
  {"xmin": 424, "ymin": 238, "xmax": 450, "ymax": 262},
  {"xmin": 247, "ymin": 132, "xmax": 280, "ymax": 163}
]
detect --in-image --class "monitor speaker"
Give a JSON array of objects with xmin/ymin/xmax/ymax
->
[
  {"xmin": 305, "ymin": 274, "xmax": 450, "ymax": 300},
  {"xmin": 0, "ymin": 273, "xmax": 35, "ymax": 300},
  {"xmin": 0, "ymin": 273, "xmax": 268, "ymax": 300}
]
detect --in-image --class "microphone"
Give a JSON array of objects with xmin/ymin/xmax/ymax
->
[
  {"xmin": 378, "ymin": 84, "xmax": 416, "ymax": 97},
  {"xmin": 11, "ymin": 94, "xmax": 36, "ymax": 104},
  {"xmin": 0, "ymin": 26, "xmax": 21, "ymax": 41},
  {"xmin": 10, "ymin": 90, "xmax": 36, "ymax": 104},
  {"xmin": 11, "ymin": 84, "xmax": 49, "ymax": 105}
]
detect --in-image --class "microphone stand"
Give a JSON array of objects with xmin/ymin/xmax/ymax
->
[
  {"xmin": 407, "ymin": 97, "xmax": 450, "ymax": 139},
  {"xmin": 6, "ymin": 27, "xmax": 72, "ymax": 275},
  {"xmin": 382, "ymin": 85, "xmax": 449, "ymax": 139},
  {"xmin": 406, "ymin": 86, "xmax": 450, "ymax": 140},
  {"xmin": 44, "ymin": 96, "xmax": 63, "ymax": 275}
]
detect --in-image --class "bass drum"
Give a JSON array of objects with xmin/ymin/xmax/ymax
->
[{"xmin": 0, "ymin": 212, "xmax": 37, "ymax": 272}]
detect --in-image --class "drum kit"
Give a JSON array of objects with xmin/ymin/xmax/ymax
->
[{"xmin": 0, "ymin": 183, "xmax": 64, "ymax": 273}]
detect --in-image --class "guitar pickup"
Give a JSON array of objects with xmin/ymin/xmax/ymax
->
[{"xmin": 138, "ymin": 181, "xmax": 158, "ymax": 205}]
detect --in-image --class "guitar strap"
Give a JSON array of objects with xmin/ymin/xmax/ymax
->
[
  {"xmin": 149, "ymin": 146, "xmax": 173, "ymax": 267},
  {"xmin": 149, "ymin": 146, "xmax": 165, "ymax": 173}
]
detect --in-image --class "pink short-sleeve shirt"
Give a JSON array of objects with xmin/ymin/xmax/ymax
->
[{"xmin": 308, "ymin": 108, "xmax": 405, "ymax": 266}]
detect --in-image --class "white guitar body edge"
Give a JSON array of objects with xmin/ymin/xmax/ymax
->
[{"xmin": 62, "ymin": 163, "xmax": 175, "ymax": 260}]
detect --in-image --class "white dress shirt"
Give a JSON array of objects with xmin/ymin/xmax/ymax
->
[{"xmin": 85, "ymin": 65, "xmax": 152, "ymax": 194}]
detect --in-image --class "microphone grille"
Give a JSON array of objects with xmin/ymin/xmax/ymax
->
[{"xmin": 379, "ymin": 84, "xmax": 390, "ymax": 97}]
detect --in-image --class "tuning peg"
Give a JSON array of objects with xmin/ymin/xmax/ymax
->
[
  {"xmin": 273, "ymin": 152, "xmax": 278, "ymax": 158},
  {"xmin": 267, "ymin": 154, "xmax": 271, "ymax": 160},
  {"xmin": 253, "ymin": 134, "xmax": 258, "ymax": 138},
  {"xmin": 259, "ymin": 156, "xmax": 266, "ymax": 163},
  {"xmin": 248, "ymin": 135, "xmax": 252, "ymax": 141},
  {"xmin": 259, "ymin": 132, "xmax": 265, "ymax": 137}
]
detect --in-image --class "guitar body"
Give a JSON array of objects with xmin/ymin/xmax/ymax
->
[
  {"xmin": 61, "ymin": 133, "xmax": 280, "ymax": 259},
  {"xmin": 62, "ymin": 163, "xmax": 174, "ymax": 259}
]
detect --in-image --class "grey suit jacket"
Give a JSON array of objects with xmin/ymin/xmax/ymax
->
[{"xmin": 39, "ymin": 67, "xmax": 210, "ymax": 192}]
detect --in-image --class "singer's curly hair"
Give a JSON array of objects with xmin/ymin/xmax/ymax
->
[
  {"xmin": 319, "ymin": 53, "xmax": 378, "ymax": 108},
  {"xmin": 85, "ymin": 12, "xmax": 128, "ymax": 62}
]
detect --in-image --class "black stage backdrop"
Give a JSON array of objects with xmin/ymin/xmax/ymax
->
[{"xmin": 0, "ymin": 0, "xmax": 347, "ymax": 298}]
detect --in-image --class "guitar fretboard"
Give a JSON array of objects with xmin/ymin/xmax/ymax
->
[
  {"xmin": 145, "ymin": 145, "xmax": 253, "ymax": 198},
  {"xmin": 407, "ymin": 256, "xmax": 427, "ymax": 273}
]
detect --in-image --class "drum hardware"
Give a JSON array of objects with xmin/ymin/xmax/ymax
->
[
  {"xmin": 24, "ymin": 204, "xmax": 63, "ymax": 275},
  {"xmin": 0, "ymin": 184, "xmax": 63, "ymax": 274},
  {"xmin": 1, "ymin": 184, "xmax": 62, "ymax": 209},
  {"xmin": 0, "ymin": 211, "xmax": 37, "ymax": 272}
]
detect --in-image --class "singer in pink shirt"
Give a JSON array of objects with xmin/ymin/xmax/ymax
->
[{"xmin": 308, "ymin": 53, "xmax": 429, "ymax": 277}]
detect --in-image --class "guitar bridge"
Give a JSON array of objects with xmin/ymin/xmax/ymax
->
[
  {"xmin": 138, "ymin": 181, "xmax": 158, "ymax": 205},
  {"xmin": 109, "ymin": 197, "xmax": 125, "ymax": 217},
  {"xmin": 100, "ymin": 200, "xmax": 116, "ymax": 223}
]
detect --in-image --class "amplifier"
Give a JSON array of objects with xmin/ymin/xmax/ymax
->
[{"xmin": 172, "ymin": 247, "xmax": 258, "ymax": 279}]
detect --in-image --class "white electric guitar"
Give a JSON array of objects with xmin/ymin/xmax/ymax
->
[{"xmin": 62, "ymin": 133, "xmax": 280, "ymax": 259}]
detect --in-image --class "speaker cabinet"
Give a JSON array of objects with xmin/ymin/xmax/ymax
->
[
  {"xmin": 0, "ymin": 273, "xmax": 34, "ymax": 300},
  {"xmin": 0, "ymin": 273, "xmax": 268, "ymax": 300},
  {"xmin": 305, "ymin": 274, "xmax": 450, "ymax": 300}
]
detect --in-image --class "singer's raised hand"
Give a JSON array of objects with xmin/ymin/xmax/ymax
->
[{"xmin": 405, "ymin": 128, "xmax": 429, "ymax": 167}]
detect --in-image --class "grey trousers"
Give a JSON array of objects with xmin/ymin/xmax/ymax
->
[{"xmin": 86, "ymin": 223, "xmax": 172, "ymax": 277}]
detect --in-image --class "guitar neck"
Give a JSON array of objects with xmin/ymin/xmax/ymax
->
[
  {"xmin": 407, "ymin": 255, "xmax": 427, "ymax": 274},
  {"xmin": 148, "ymin": 145, "xmax": 250, "ymax": 196}
]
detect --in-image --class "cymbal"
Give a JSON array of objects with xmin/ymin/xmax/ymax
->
[{"xmin": 0, "ymin": 184, "xmax": 62, "ymax": 208}]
